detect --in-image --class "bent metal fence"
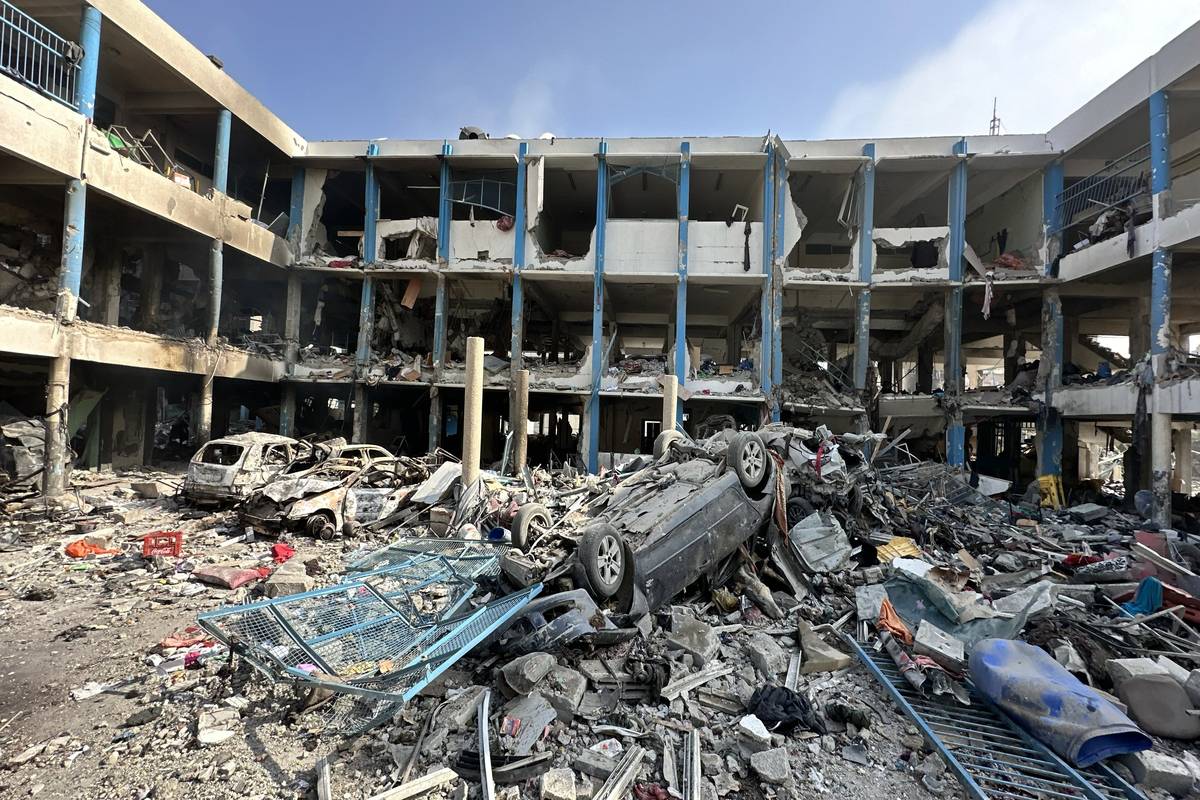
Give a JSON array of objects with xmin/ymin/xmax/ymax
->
[
  {"xmin": 0, "ymin": 0, "xmax": 80, "ymax": 108},
  {"xmin": 1050, "ymin": 144, "xmax": 1150, "ymax": 236}
]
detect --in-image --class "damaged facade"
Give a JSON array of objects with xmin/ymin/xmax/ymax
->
[{"xmin": 5, "ymin": 1, "xmax": 1200, "ymax": 799}]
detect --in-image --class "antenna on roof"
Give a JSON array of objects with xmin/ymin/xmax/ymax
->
[{"xmin": 989, "ymin": 98, "xmax": 1002, "ymax": 136}]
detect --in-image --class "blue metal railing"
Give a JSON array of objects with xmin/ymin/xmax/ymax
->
[
  {"xmin": 1051, "ymin": 143, "xmax": 1150, "ymax": 234},
  {"xmin": 0, "ymin": 0, "xmax": 80, "ymax": 108}
]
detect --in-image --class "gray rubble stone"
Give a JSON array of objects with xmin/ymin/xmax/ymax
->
[
  {"xmin": 573, "ymin": 749, "xmax": 617, "ymax": 780},
  {"xmin": 443, "ymin": 685, "xmax": 488, "ymax": 729},
  {"xmin": 263, "ymin": 559, "xmax": 314, "ymax": 598},
  {"xmin": 750, "ymin": 747, "xmax": 791, "ymax": 785},
  {"xmin": 1117, "ymin": 674, "xmax": 1200, "ymax": 739},
  {"xmin": 1186, "ymin": 669, "xmax": 1200, "ymax": 706},
  {"xmin": 1106, "ymin": 658, "xmax": 1167, "ymax": 691},
  {"xmin": 540, "ymin": 666, "xmax": 587, "ymax": 722},
  {"xmin": 738, "ymin": 714, "xmax": 772, "ymax": 744},
  {"xmin": 913, "ymin": 619, "xmax": 965, "ymax": 672},
  {"xmin": 666, "ymin": 618, "xmax": 720, "ymax": 666},
  {"xmin": 746, "ymin": 632, "xmax": 788, "ymax": 678},
  {"xmin": 501, "ymin": 652, "xmax": 555, "ymax": 696},
  {"xmin": 797, "ymin": 619, "xmax": 852, "ymax": 674},
  {"xmin": 1118, "ymin": 750, "xmax": 1197, "ymax": 796},
  {"xmin": 1155, "ymin": 656, "xmax": 1190, "ymax": 686},
  {"xmin": 540, "ymin": 768, "xmax": 577, "ymax": 800}
]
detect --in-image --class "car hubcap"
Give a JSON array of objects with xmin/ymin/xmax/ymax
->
[
  {"xmin": 742, "ymin": 439, "xmax": 765, "ymax": 482},
  {"xmin": 598, "ymin": 535, "xmax": 622, "ymax": 585}
]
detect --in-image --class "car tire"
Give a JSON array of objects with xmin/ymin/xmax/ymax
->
[
  {"xmin": 511, "ymin": 503, "xmax": 551, "ymax": 551},
  {"xmin": 653, "ymin": 430, "xmax": 684, "ymax": 460},
  {"xmin": 577, "ymin": 524, "xmax": 627, "ymax": 599},
  {"xmin": 305, "ymin": 512, "xmax": 337, "ymax": 540},
  {"xmin": 729, "ymin": 432, "xmax": 771, "ymax": 492},
  {"xmin": 786, "ymin": 496, "xmax": 814, "ymax": 528}
]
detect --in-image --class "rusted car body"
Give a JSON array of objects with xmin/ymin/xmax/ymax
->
[
  {"xmin": 239, "ymin": 457, "xmax": 426, "ymax": 538},
  {"xmin": 183, "ymin": 432, "xmax": 306, "ymax": 506}
]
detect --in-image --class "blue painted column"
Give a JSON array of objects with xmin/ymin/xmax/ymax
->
[
  {"xmin": 587, "ymin": 142, "xmax": 608, "ymax": 473},
  {"xmin": 771, "ymin": 144, "xmax": 786, "ymax": 421},
  {"xmin": 1149, "ymin": 89, "xmax": 1173, "ymax": 523},
  {"xmin": 674, "ymin": 142, "xmax": 690, "ymax": 425},
  {"xmin": 510, "ymin": 143, "xmax": 529, "ymax": 371},
  {"xmin": 206, "ymin": 109, "xmax": 232, "ymax": 344},
  {"xmin": 759, "ymin": 144, "xmax": 776, "ymax": 406},
  {"xmin": 353, "ymin": 143, "xmax": 380, "ymax": 443},
  {"xmin": 287, "ymin": 165, "xmax": 306, "ymax": 253},
  {"xmin": 429, "ymin": 142, "xmax": 452, "ymax": 451},
  {"xmin": 1037, "ymin": 162, "xmax": 1065, "ymax": 478},
  {"xmin": 852, "ymin": 144, "xmax": 876, "ymax": 392},
  {"xmin": 944, "ymin": 138, "xmax": 968, "ymax": 466},
  {"xmin": 55, "ymin": 5, "xmax": 102, "ymax": 324}
]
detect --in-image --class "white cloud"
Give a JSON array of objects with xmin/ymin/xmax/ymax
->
[{"xmin": 819, "ymin": 0, "xmax": 1199, "ymax": 139}]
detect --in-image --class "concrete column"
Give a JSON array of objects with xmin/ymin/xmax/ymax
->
[
  {"xmin": 42, "ymin": 356, "xmax": 70, "ymax": 496},
  {"xmin": 917, "ymin": 347, "xmax": 933, "ymax": 394},
  {"xmin": 428, "ymin": 386, "xmax": 442, "ymax": 452},
  {"xmin": 510, "ymin": 143, "xmax": 529, "ymax": 433},
  {"xmin": 513, "ymin": 368, "xmax": 529, "ymax": 474},
  {"xmin": 944, "ymin": 138, "xmax": 968, "ymax": 466},
  {"xmin": 462, "ymin": 336, "xmax": 484, "ymax": 485},
  {"xmin": 287, "ymin": 165, "xmax": 306, "ymax": 253},
  {"xmin": 196, "ymin": 375, "xmax": 213, "ymax": 445},
  {"xmin": 139, "ymin": 244, "xmax": 164, "ymax": 332},
  {"xmin": 675, "ymin": 142, "xmax": 690, "ymax": 427},
  {"xmin": 1173, "ymin": 427, "xmax": 1194, "ymax": 494},
  {"xmin": 54, "ymin": 6, "xmax": 101, "ymax": 324},
  {"xmin": 1037, "ymin": 289, "xmax": 1064, "ymax": 477},
  {"xmin": 1151, "ymin": 411, "xmax": 1172, "ymax": 524},
  {"xmin": 280, "ymin": 384, "xmax": 296, "ymax": 437},
  {"xmin": 853, "ymin": 144, "xmax": 876, "ymax": 391},
  {"xmin": 1129, "ymin": 297, "xmax": 1149, "ymax": 362},
  {"xmin": 879, "ymin": 359, "xmax": 895, "ymax": 394},
  {"xmin": 99, "ymin": 246, "xmax": 121, "ymax": 325},
  {"xmin": 1003, "ymin": 332, "xmax": 1020, "ymax": 384},
  {"xmin": 587, "ymin": 142, "xmax": 608, "ymax": 474},
  {"xmin": 771, "ymin": 141, "xmax": 787, "ymax": 420},
  {"xmin": 1042, "ymin": 160, "xmax": 1064, "ymax": 273},
  {"xmin": 1150, "ymin": 89, "xmax": 1171, "ymax": 220},
  {"xmin": 661, "ymin": 374, "xmax": 678, "ymax": 435},
  {"xmin": 207, "ymin": 239, "xmax": 223, "ymax": 344},
  {"xmin": 352, "ymin": 384, "xmax": 369, "ymax": 443},
  {"xmin": 759, "ymin": 144, "xmax": 776, "ymax": 404},
  {"xmin": 213, "ymin": 109, "xmax": 231, "ymax": 195}
]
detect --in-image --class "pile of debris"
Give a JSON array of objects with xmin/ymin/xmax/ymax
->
[{"xmin": 3, "ymin": 422, "xmax": 1200, "ymax": 800}]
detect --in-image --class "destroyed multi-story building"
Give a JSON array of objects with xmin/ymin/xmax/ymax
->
[{"xmin": 1, "ymin": 1, "xmax": 1199, "ymax": 523}]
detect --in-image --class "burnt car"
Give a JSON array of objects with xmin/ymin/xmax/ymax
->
[
  {"xmin": 514, "ymin": 429, "xmax": 775, "ymax": 618},
  {"xmin": 239, "ymin": 457, "xmax": 426, "ymax": 539},
  {"xmin": 183, "ymin": 433, "xmax": 306, "ymax": 506}
]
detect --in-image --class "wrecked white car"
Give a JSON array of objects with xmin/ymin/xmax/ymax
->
[
  {"xmin": 183, "ymin": 432, "xmax": 305, "ymax": 506},
  {"xmin": 239, "ymin": 457, "xmax": 428, "ymax": 539}
]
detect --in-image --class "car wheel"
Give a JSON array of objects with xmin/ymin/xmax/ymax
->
[
  {"xmin": 511, "ymin": 503, "xmax": 551, "ymax": 551},
  {"xmin": 786, "ymin": 496, "xmax": 814, "ymax": 528},
  {"xmin": 577, "ymin": 524, "xmax": 627, "ymax": 599},
  {"xmin": 653, "ymin": 430, "xmax": 684, "ymax": 460},
  {"xmin": 729, "ymin": 432, "xmax": 771, "ymax": 491},
  {"xmin": 305, "ymin": 512, "xmax": 337, "ymax": 540}
]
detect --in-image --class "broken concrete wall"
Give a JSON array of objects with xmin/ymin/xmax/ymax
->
[
  {"xmin": 687, "ymin": 221, "xmax": 764, "ymax": 274},
  {"xmin": 965, "ymin": 172, "xmax": 1044, "ymax": 269},
  {"xmin": 449, "ymin": 219, "xmax": 515, "ymax": 265},
  {"xmin": 376, "ymin": 217, "xmax": 437, "ymax": 263},
  {"xmin": 297, "ymin": 168, "xmax": 330, "ymax": 258},
  {"xmin": 605, "ymin": 220, "xmax": 675, "ymax": 273},
  {"xmin": 873, "ymin": 226, "xmax": 950, "ymax": 280}
]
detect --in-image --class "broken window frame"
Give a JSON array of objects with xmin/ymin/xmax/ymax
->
[{"xmin": 447, "ymin": 175, "xmax": 517, "ymax": 217}]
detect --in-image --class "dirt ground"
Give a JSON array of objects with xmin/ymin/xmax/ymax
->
[{"xmin": 0, "ymin": 468, "xmax": 965, "ymax": 800}]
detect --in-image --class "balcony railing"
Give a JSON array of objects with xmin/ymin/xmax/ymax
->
[
  {"xmin": 0, "ymin": 0, "xmax": 80, "ymax": 109},
  {"xmin": 1050, "ymin": 143, "xmax": 1150, "ymax": 235}
]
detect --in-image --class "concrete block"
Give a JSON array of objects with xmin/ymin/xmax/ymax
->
[
  {"xmin": 1106, "ymin": 658, "xmax": 1167, "ymax": 691},
  {"xmin": 1118, "ymin": 750, "xmax": 1197, "ymax": 796},
  {"xmin": 797, "ymin": 619, "xmax": 852, "ymax": 674},
  {"xmin": 540, "ymin": 768, "xmax": 577, "ymax": 800},
  {"xmin": 572, "ymin": 750, "xmax": 617, "ymax": 780},
  {"xmin": 1155, "ymin": 655, "xmax": 1190, "ymax": 686},
  {"xmin": 738, "ymin": 714, "xmax": 772, "ymax": 745},
  {"xmin": 263, "ymin": 559, "xmax": 314, "ymax": 598},
  {"xmin": 1118, "ymin": 674, "xmax": 1200, "ymax": 740},
  {"xmin": 746, "ymin": 632, "xmax": 789, "ymax": 678},
  {"xmin": 913, "ymin": 619, "xmax": 965, "ymax": 673},
  {"xmin": 540, "ymin": 665, "xmax": 587, "ymax": 722},
  {"xmin": 1068, "ymin": 502, "xmax": 1108, "ymax": 522},
  {"xmin": 501, "ymin": 652, "xmax": 555, "ymax": 696},
  {"xmin": 1186, "ymin": 670, "xmax": 1200, "ymax": 707},
  {"xmin": 750, "ymin": 747, "xmax": 791, "ymax": 785},
  {"xmin": 666, "ymin": 617, "xmax": 719, "ymax": 666}
]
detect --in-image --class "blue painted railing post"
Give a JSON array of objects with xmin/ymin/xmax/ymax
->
[
  {"xmin": 55, "ymin": 5, "xmax": 101, "ymax": 324},
  {"xmin": 853, "ymin": 143, "xmax": 876, "ymax": 393},
  {"xmin": 429, "ymin": 142, "xmax": 452, "ymax": 451},
  {"xmin": 759, "ymin": 143, "xmax": 776, "ymax": 408},
  {"xmin": 1149, "ymin": 89, "xmax": 1173, "ymax": 524},
  {"xmin": 944, "ymin": 138, "xmax": 968, "ymax": 467},
  {"xmin": 674, "ymin": 142, "xmax": 690, "ymax": 426},
  {"xmin": 587, "ymin": 141, "xmax": 608, "ymax": 474},
  {"xmin": 1037, "ymin": 161, "xmax": 1065, "ymax": 478},
  {"xmin": 771, "ymin": 144, "xmax": 786, "ymax": 421}
]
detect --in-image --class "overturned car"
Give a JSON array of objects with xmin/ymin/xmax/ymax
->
[
  {"xmin": 507, "ymin": 429, "xmax": 776, "ymax": 618},
  {"xmin": 239, "ymin": 457, "xmax": 431, "ymax": 538}
]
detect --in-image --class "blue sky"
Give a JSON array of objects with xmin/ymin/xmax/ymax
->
[{"xmin": 147, "ymin": 0, "xmax": 1197, "ymax": 142}]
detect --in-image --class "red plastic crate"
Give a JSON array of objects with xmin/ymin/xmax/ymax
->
[{"xmin": 142, "ymin": 530, "xmax": 183, "ymax": 557}]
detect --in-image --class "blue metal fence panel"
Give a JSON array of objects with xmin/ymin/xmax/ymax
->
[
  {"xmin": 0, "ymin": 0, "xmax": 80, "ymax": 108},
  {"xmin": 846, "ymin": 635, "xmax": 1144, "ymax": 800}
]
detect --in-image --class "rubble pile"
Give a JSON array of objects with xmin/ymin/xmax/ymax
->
[{"xmin": 2, "ymin": 423, "xmax": 1200, "ymax": 800}]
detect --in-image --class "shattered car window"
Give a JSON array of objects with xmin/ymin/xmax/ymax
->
[
  {"xmin": 263, "ymin": 444, "xmax": 290, "ymax": 466},
  {"xmin": 198, "ymin": 443, "xmax": 244, "ymax": 466}
]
